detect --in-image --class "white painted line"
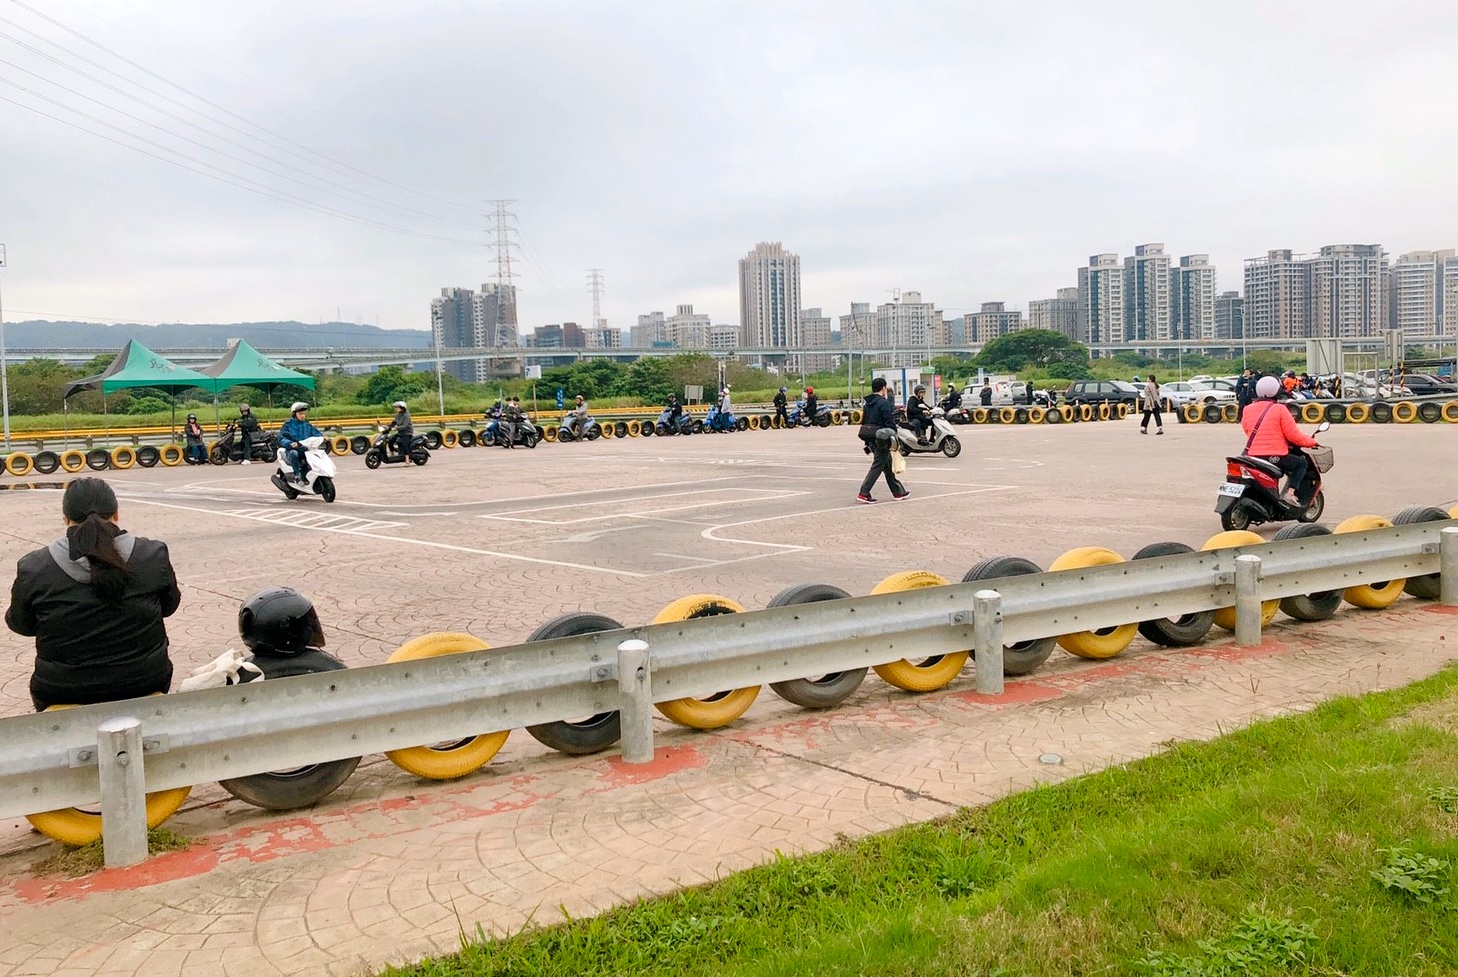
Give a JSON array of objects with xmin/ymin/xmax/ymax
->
[{"xmin": 479, "ymin": 488, "xmax": 805, "ymax": 525}]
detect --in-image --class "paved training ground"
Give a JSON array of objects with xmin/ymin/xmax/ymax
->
[{"xmin": 1, "ymin": 419, "xmax": 1456, "ymax": 975}]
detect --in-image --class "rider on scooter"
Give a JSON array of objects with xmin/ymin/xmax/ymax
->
[
  {"xmin": 938, "ymin": 383, "xmax": 962, "ymax": 412},
  {"xmin": 803, "ymin": 387, "xmax": 819, "ymax": 424},
  {"xmin": 666, "ymin": 393, "xmax": 684, "ymax": 427},
  {"xmin": 906, "ymin": 384, "xmax": 933, "ymax": 443},
  {"xmin": 383, "ymin": 401, "xmax": 413, "ymax": 459},
  {"xmin": 566, "ymin": 395, "xmax": 592, "ymax": 439},
  {"xmin": 1240, "ymin": 377, "xmax": 1319, "ymax": 507},
  {"xmin": 277, "ymin": 402, "xmax": 323, "ymax": 484}
]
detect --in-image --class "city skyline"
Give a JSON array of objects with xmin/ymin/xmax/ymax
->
[{"xmin": 3, "ymin": 2, "xmax": 1456, "ymax": 334}]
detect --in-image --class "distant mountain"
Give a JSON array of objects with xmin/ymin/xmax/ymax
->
[{"xmin": 4, "ymin": 320, "xmax": 432, "ymax": 350}]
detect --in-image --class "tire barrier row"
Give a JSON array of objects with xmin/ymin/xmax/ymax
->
[
  {"xmin": 24, "ymin": 502, "xmax": 1455, "ymax": 845},
  {"xmin": 1180, "ymin": 398, "xmax": 1458, "ymax": 425}
]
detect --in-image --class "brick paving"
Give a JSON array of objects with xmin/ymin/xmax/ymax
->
[{"xmin": 1, "ymin": 419, "xmax": 1456, "ymax": 975}]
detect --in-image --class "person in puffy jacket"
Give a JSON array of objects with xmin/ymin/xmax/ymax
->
[
  {"xmin": 1240, "ymin": 376, "xmax": 1319, "ymax": 505},
  {"xmin": 277, "ymin": 402, "xmax": 323, "ymax": 482},
  {"xmin": 773, "ymin": 387, "xmax": 789, "ymax": 427},
  {"xmin": 6, "ymin": 478, "xmax": 181, "ymax": 712},
  {"xmin": 237, "ymin": 403, "xmax": 262, "ymax": 464},
  {"xmin": 855, "ymin": 378, "xmax": 908, "ymax": 504}
]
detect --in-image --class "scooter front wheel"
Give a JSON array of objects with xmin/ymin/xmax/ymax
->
[
  {"xmin": 364, "ymin": 450, "xmax": 383, "ymax": 470},
  {"xmin": 316, "ymin": 477, "xmax": 336, "ymax": 503}
]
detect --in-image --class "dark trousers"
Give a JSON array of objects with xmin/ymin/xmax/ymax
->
[
  {"xmin": 390, "ymin": 432, "xmax": 412, "ymax": 456},
  {"xmin": 1140, "ymin": 407, "xmax": 1162, "ymax": 430},
  {"xmin": 240, "ymin": 430, "xmax": 255, "ymax": 459},
  {"xmin": 1265, "ymin": 453, "xmax": 1310, "ymax": 503},
  {"xmin": 185, "ymin": 441, "xmax": 206, "ymax": 463},
  {"xmin": 859, "ymin": 441, "xmax": 906, "ymax": 497},
  {"xmin": 775, "ymin": 405, "xmax": 788, "ymax": 425}
]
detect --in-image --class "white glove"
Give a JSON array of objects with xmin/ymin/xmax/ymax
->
[{"xmin": 178, "ymin": 649, "xmax": 264, "ymax": 692}]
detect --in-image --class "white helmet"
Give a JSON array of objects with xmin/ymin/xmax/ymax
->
[
  {"xmin": 393, "ymin": 401, "xmax": 407, "ymax": 410},
  {"xmin": 290, "ymin": 401, "xmax": 310, "ymax": 413},
  {"xmin": 239, "ymin": 403, "xmax": 251, "ymax": 412},
  {"xmin": 1255, "ymin": 377, "xmax": 1280, "ymax": 399}
]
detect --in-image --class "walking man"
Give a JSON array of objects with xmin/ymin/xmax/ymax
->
[
  {"xmin": 1140, "ymin": 373, "xmax": 1163, "ymax": 435},
  {"xmin": 856, "ymin": 377, "xmax": 908, "ymax": 504}
]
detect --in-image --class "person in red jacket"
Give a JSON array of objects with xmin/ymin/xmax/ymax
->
[{"xmin": 1240, "ymin": 376, "xmax": 1319, "ymax": 506}]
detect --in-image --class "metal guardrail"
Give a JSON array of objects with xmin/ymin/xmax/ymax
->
[{"xmin": 2, "ymin": 523, "xmax": 1455, "ymax": 866}]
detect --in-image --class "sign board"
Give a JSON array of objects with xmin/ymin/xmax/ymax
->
[
  {"xmin": 1305, "ymin": 339, "xmax": 1343, "ymax": 377},
  {"xmin": 684, "ymin": 384, "xmax": 704, "ymax": 403},
  {"xmin": 1384, "ymin": 329, "xmax": 1405, "ymax": 366},
  {"xmin": 555, "ymin": 388, "xmax": 565, "ymax": 409},
  {"xmin": 525, "ymin": 365, "xmax": 542, "ymax": 380}
]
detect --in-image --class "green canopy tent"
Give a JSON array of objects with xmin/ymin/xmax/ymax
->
[
  {"xmin": 198, "ymin": 340, "xmax": 315, "ymax": 414},
  {"xmin": 60, "ymin": 340, "xmax": 221, "ymax": 438}
]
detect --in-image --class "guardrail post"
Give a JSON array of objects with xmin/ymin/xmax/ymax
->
[
  {"xmin": 616, "ymin": 639, "xmax": 654, "ymax": 765},
  {"xmin": 972, "ymin": 589, "xmax": 1004, "ymax": 695},
  {"xmin": 96, "ymin": 717, "xmax": 148, "ymax": 868},
  {"xmin": 1234, "ymin": 554, "xmax": 1263, "ymax": 647},
  {"xmin": 1442, "ymin": 527, "xmax": 1458, "ymax": 607}
]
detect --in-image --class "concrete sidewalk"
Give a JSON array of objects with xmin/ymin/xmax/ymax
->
[{"xmin": 1, "ymin": 602, "xmax": 1453, "ymax": 977}]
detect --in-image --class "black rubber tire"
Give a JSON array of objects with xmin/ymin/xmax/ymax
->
[
  {"xmin": 765, "ymin": 584, "xmax": 867, "ymax": 708},
  {"xmin": 458, "ymin": 430, "xmax": 476, "ymax": 447},
  {"xmin": 32, "ymin": 450, "xmax": 61, "ymax": 474},
  {"xmin": 524, "ymin": 613, "xmax": 626, "ymax": 754},
  {"xmin": 639, "ymin": 423, "xmax": 653, "ymax": 437},
  {"xmin": 424, "ymin": 431, "xmax": 443, "ymax": 450},
  {"xmin": 1203, "ymin": 404, "xmax": 1223, "ymax": 424},
  {"xmin": 86, "ymin": 448, "xmax": 111, "ymax": 471},
  {"xmin": 1419, "ymin": 402, "xmax": 1442, "ymax": 424},
  {"xmin": 1370, "ymin": 402, "xmax": 1393, "ymax": 424},
  {"xmin": 815, "ymin": 414, "xmax": 831, "ymax": 428},
  {"xmin": 1133, "ymin": 542, "xmax": 1216, "ymax": 646},
  {"xmin": 1014, "ymin": 408, "xmax": 1029, "ymax": 424},
  {"xmin": 364, "ymin": 450, "xmax": 383, "ymax": 470},
  {"xmin": 959, "ymin": 556, "xmax": 1057, "ymax": 675},
  {"xmin": 1046, "ymin": 408, "xmax": 1063, "ymax": 424},
  {"xmin": 1392, "ymin": 505, "xmax": 1452, "ymax": 599},
  {"xmin": 351, "ymin": 435, "xmax": 371, "ymax": 454},
  {"xmin": 614, "ymin": 421, "xmax": 629, "ymax": 438},
  {"xmin": 1273, "ymin": 523, "xmax": 1343, "ymax": 620},
  {"xmin": 133, "ymin": 445, "xmax": 159, "ymax": 468},
  {"xmin": 410, "ymin": 449, "xmax": 430, "ymax": 465},
  {"xmin": 691, "ymin": 420, "xmax": 704, "ymax": 434},
  {"xmin": 217, "ymin": 650, "xmax": 361, "ymax": 809},
  {"xmin": 209, "ymin": 445, "xmax": 229, "ymax": 465},
  {"xmin": 942, "ymin": 436, "xmax": 961, "ymax": 458},
  {"xmin": 586, "ymin": 426, "xmax": 601, "ymax": 441},
  {"xmin": 1220, "ymin": 499, "xmax": 1259, "ymax": 532},
  {"xmin": 1325, "ymin": 403, "xmax": 1346, "ymax": 423},
  {"xmin": 317, "ymin": 477, "xmax": 336, "ymax": 503}
]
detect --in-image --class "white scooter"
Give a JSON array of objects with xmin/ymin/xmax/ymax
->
[
  {"xmin": 895, "ymin": 407, "xmax": 962, "ymax": 458},
  {"xmin": 271, "ymin": 435, "xmax": 338, "ymax": 503}
]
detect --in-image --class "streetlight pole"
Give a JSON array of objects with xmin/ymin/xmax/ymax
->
[{"xmin": 0, "ymin": 244, "xmax": 10, "ymax": 451}]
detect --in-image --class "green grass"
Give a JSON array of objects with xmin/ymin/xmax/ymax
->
[
  {"xmin": 385, "ymin": 667, "xmax": 1458, "ymax": 977},
  {"xmin": 31, "ymin": 827, "xmax": 194, "ymax": 877}
]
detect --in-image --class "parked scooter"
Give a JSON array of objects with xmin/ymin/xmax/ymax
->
[
  {"xmin": 787, "ymin": 401, "xmax": 831, "ymax": 427},
  {"xmin": 364, "ymin": 428, "xmax": 430, "ymax": 468},
  {"xmin": 894, "ymin": 407, "xmax": 962, "ymax": 458},
  {"xmin": 556, "ymin": 417, "xmax": 601, "ymax": 442},
  {"xmin": 1216, "ymin": 421, "xmax": 1331, "ymax": 530},
  {"xmin": 655, "ymin": 407, "xmax": 695, "ymax": 436},
  {"xmin": 209, "ymin": 422, "xmax": 278, "ymax": 465},
  {"xmin": 705, "ymin": 404, "xmax": 745, "ymax": 432},
  {"xmin": 492, "ymin": 417, "xmax": 540, "ymax": 448},
  {"xmin": 271, "ymin": 435, "xmax": 338, "ymax": 502}
]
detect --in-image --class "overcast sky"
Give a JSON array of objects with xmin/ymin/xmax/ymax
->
[{"xmin": 2, "ymin": 0, "xmax": 1456, "ymax": 337}]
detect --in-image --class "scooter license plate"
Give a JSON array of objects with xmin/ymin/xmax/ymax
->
[{"xmin": 1217, "ymin": 482, "xmax": 1245, "ymax": 498}]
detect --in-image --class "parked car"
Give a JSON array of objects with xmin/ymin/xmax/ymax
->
[
  {"xmin": 1399, "ymin": 372, "xmax": 1458, "ymax": 397},
  {"xmin": 1062, "ymin": 380, "xmax": 1140, "ymax": 407},
  {"xmin": 1159, "ymin": 381, "xmax": 1236, "ymax": 407}
]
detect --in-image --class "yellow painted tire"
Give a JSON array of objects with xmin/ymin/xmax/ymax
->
[
  {"xmin": 158, "ymin": 444, "xmax": 184, "ymax": 466},
  {"xmin": 1221, "ymin": 403, "xmax": 1239, "ymax": 423},
  {"xmin": 1183, "ymin": 403, "xmax": 1202, "ymax": 423},
  {"xmin": 1202, "ymin": 531, "xmax": 1280, "ymax": 631},
  {"xmin": 1116, "ymin": 403, "xmax": 1130, "ymax": 420},
  {"xmin": 1442, "ymin": 401, "xmax": 1458, "ymax": 423},
  {"xmin": 601, "ymin": 423, "xmax": 615, "ymax": 440},
  {"xmin": 868, "ymin": 571, "xmax": 971, "ymax": 690},
  {"xmin": 999, "ymin": 407, "xmax": 1016, "ymax": 424},
  {"xmin": 851, "ymin": 409, "xmax": 863, "ymax": 424},
  {"xmin": 652, "ymin": 595, "xmax": 760, "ymax": 728},
  {"xmin": 1334, "ymin": 515, "xmax": 1406, "ymax": 608},
  {"xmin": 327, "ymin": 435, "xmax": 347, "ymax": 455},
  {"xmin": 1028, "ymin": 407, "xmax": 1046, "ymax": 423},
  {"xmin": 439, "ymin": 429, "xmax": 457, "ymax": 449},
  {"xmin": 384, "ymin": 633, "xmax": 509, "ymax": 779},
  {"xmin": 26, "ymin": 704, "xmax": 192, "ymax": 846},
  {"xmin": 972, "ymin": 408, "xmax": 989, "ymax": 424},
  {"xmin": 1392, "ymin": 401, "xmax": 1417, "ymax": 424},
  {"xmin": 1300, "ymin": 403, "xmax": 1324, "ymax": 423},
  {"xmin": 1097, "ymin": 403, "xmax": 1112, "ymax": 421},
  {"xmin": 831, "ymin": 410, "xmax": 845, "ymax": 425},
  {"xmin": 59, "ymin": 449, "xmax": 88, "ymax": 472},
  {"xmin": 543, "ymin": 425, "xmax": 558, "ymax": 442},
  {"xmin": 746, "ymin": 415, "xmax": 760, "ymax": 431},
  {"xmin": 1059, "ymin": 405, "xmax": 1074, "ymax": 421},
  {"xmin": 627, "ymin": 419, "xmax": 643, "ymax": 436},
  {"xmin": 5, "ymin": 452, "xmax": 34, "ymax": 476},
  {"xmin": 1345, "ymin": 402, "xmax": 1370, "ymax": 424},
  {"xmin": 109, "ymin": 445, "xmax": 137, "ymax": 470},
  {"xmin": 1048, "ymin": 547, "xmax": 1138, "ymax": 658}
]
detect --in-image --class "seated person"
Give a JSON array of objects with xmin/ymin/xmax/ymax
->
[
  {"xmin": 384, "ymin": 400, "xmax": 413, "ymax": 457},
  {"xmin": 803, "ymin": 387, "xmax": 819, "ymax": 421},
  {"xmin": 906, "ymin": 384, "xmax": 933, "ymax": 442},
  {"xmin": 6, "ymin": 478, "xmax": 181, "ymax": 712},
  {"xmin": 277, "ymin": 402, "xmax": 323, "ymax": 483}
]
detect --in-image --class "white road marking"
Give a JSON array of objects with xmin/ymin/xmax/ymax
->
[{"xmin": 479, "ymin": 488, "xmax": 805, "ymax": 525}]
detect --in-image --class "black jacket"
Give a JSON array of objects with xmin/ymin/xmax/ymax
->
[
  {"xmin": 773, "ymin": 391, "xmax": 787, "ymax": 408},
  {"xmin": 7, "ymin": 534, "xmax": 181, "ymax": 708},
  {"xmin": 979, "ymin": 386, "xmax": 993, "ymax": 406},
  {"xmin": 238, "ymin": 412, "xmax": 261, "ymax": 433},
  {"xmin": 940, "ymin": 389, "xmax": 962, "ymax": 410},
  {"xmin": 858, "ymin": 393, "xmax": 895, "ymax": 442},
  {"xmin": 907, "ymin": 394, "xmax": 932, "ymax": 420},
  {"xmin": 804, "ymin": 395, "xmax": 819, "ymax": 417}
]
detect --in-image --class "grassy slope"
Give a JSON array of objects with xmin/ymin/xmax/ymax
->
[{"xmin": 388, "ymin": 666, "xmax": 1458, "ymax": 977}]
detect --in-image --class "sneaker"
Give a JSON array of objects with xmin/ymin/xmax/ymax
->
[
  {"xmin": 1155, "ymin": 429, "xmax": 1164, "ymax": 435},
  {"xmin": 1280, "ymin": 491, "xmax": 1299, "ymax": 507},
  {"xmin": 893, "ymin": 490, "xmax": 910, "ymax": 501},
  {"xmin": 241, "ymin": 459, "xmax": 251, "ymax": 465},
  {"xmin": 856, "ymin": 493, "xmax": 877, "ymax": 505}
]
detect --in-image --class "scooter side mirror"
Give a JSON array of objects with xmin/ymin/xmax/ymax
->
[{"xmin": 1315, "ymin": 421, "xmax": 1330, "ymax": 433}]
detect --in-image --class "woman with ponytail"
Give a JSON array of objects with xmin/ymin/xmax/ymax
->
[{"xmin": 6, "ymin": 478, "xmax": 181, "ymax": 711}]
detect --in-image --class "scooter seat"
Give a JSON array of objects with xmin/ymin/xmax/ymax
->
[{"xmin": 1229, "ymin": 455, "xmax": 1283, "ymax": 479}]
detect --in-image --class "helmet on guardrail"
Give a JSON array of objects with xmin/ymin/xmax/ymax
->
[{"xmin": 239, "ymin": 587, "xmax": 326, "ymax": 654}]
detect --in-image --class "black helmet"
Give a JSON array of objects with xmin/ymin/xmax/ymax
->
[
  {"xmin": 914, "ymin": 384, "xmax": 926, "ymax": 394},
  {"xmin": 238, "ymin": 587, "xmax": 325, "ymax": 653}
]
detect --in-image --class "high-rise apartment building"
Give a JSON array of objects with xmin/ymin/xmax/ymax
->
[
  {"xmin": 430, "ymin": 282, "xmax": 519, "ymax": 381},
  {"xmin": 562, "ymin": 322, "xmax": 585, "ymax": 347},
  {"xmin": 1028, "ymin": 287, "xmax": 1080, "ymax": 339},
  {"xmin": 666, "ymin": 304, "xmax": 711, "ymax": 349},
  {"xmin": 838, "ymin": 302, "xmax": 875, "ymax": 350},
  {"xmin": 796, "ymin": 308, "xmax": 835, "ymax": 372},
  {"xmin": 1243, "ymin": 250, "xmax": 1311, "ymax": 340},
  {"xmin": 738, "ymin": 242, "xmax": 802, "ymax": 350},
  {"xmin": 709, "ymin": 325, "xmax": 739, "ymax": 350},
  {"xmin": 875, "ymin": 291, "xmax": 944, "ymax": 365},
  {"xmin": 965, "ymin": 302, "xmax": 1024, "ymax": 344},
  {"xmin": 583, "ymin": 326, "xmax": 622, "ymax": 349},
  {"xmin": 1390, "ymin": 250, "xmax": 1454, "ymax": 339},
  {"xmin": 1214, "ymin": 291, "xmax": 1244, "ymax": 341},
  {"xmin": 1123, "ymin": 243, "xmax": 1171, "ymax": 342},
  {"xmin": 1445, "ymin": 254, "xmax": 1458, "ymax": 336},
  {"xmin": 1310, "ymin": 244, "xmax": 1387, "ymax": 339},
  {"xmin": 1170, "ymin": 254, "xmax": 1218, "ymax": 341},
  {"xmin": 1077, "ymin": 254, "xmax": 1125, "ymax": 344}
]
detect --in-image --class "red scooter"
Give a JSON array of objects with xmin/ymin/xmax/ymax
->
[{"xmin": 1215, "ymin": 420, "xmax": 1331, "ymax": 531}]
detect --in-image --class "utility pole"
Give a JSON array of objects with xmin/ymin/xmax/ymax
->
[
  {"xmin": 0, "ymin": 244, "xmax": 9, "ymax": 451},
  {"xmin": 587, "ymin": 268, "xmax": 605, "ymax": 333}
]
